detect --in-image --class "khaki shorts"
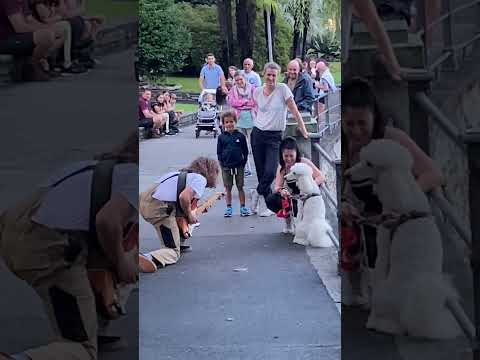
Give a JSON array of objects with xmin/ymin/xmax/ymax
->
[{"xmin": 222, "ymin": 167, "xmax": 245, "ymax": 189}]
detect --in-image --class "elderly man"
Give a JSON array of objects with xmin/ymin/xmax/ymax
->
[
  {"xmin": 284, "ymin": 60, "xmax": 315, "ymax": 114},
  {"xmin": 241, "ymin": 58, "xmax": 261, "ymax": 87}
]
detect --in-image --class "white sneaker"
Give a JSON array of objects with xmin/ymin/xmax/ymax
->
[
  {"xmin": 250, "ymin": 189, "xmax": 259, "ymax": 214},
  {"xmin": 258, "ymin": 196, "xmax": 274, "ymax": 217}
]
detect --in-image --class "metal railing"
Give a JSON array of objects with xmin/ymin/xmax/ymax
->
[
  {"xmin": 402, "ymin": 1, "xmax": 480, "ymax": 352},
  {"xmin": 316, "ymin": 89, "xmax": 341, "ymax": 136},
  {"xmin": 415, "ymin": 0, "xmax": 480, "ymax": 71}
]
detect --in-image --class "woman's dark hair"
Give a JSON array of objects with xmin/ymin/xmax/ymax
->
[
  {"xmin": 279, "ymin": 136, "xmax": 302, "ymax": 172},
  {"xmin": 341, "ymin": 77, "xmax": 386, "ymax": 168}
]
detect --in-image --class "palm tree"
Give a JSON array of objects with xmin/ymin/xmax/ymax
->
[
  {"xmin": 257, "ymin": 0, "xmax": 281, "ymax": 62},
  {"xmin": 300, "ymin": 0, "xmax": 313, "ymax": 59},
  {"xmin": 285, "ymin": 0, "xmax": 306, "ymax": 58}
]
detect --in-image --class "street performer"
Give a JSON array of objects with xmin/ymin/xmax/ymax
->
[
  {"xmin": 139, "ymin": 157, "xmax": 220, "ymax": 273},
  {"xmin": 0, "ymin": 132, "xmax": 139, "ymax": 360}
]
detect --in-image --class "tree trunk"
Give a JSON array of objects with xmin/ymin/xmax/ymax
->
[
  {"xmin": 237, "ymin": 0, "xmax": 256, "ymax": 61},
  {"xmin": 301, "ymin": 21, "xmax": 308, "ymax": 59},
  {"xmin": 217, "ymin": 0, "xmax": 230, "ymax": 65},
  {"xmin": 225, "ymin": 0, "xmax": 234, "ymax": 64},
  {"xmin": 291, "ymin": 20, "xmax": 301, "ymax": 59},
  {"xmin": 271, "ymin": 5, "xmax": 276, "ymax": 60}
]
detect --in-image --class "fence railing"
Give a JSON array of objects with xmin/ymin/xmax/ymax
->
[
  {"xmin": 403, "ymin": 1, "xmax": 480, "ymax": 352},
  {"xmin": 316, "ymin": 89, "xmax": 341, "ymax": 136}
]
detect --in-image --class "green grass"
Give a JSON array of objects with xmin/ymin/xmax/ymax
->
[
  {"xmin": 163, "ymin": 76, "xmax": 201, "ymax": 93},
  {"xmin": 330, "ymin": 62, "xmax": 341, "ymax": 84},
  {"xmin": 175, "ymin": 103, "xmax": 198, "ymax": 113},
  {"xmin": 86, "ymin": 0, "xmax": 137, "ymax": 22}
]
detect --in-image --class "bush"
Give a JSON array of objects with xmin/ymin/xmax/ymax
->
[
  {"xmin": 306, "ymin": 34, "xmax": 340, "ymax": 62},
  {"xmin": 138, "ymin": 0, "xmax": 192, "ymax": 76}
]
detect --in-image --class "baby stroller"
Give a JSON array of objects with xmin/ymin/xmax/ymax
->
[{"xmin": 195, "ymin": 89, "xmax": 220, "ymax": 138}]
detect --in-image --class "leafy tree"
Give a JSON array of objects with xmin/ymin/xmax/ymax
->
[
  {"xmin": 176, "ymin": 3, "xmax": 223, "ymax": 74},
  {"xmin": 138, "ymin": 0, "xmax": 192, "ymax": 76},
  {"xmin": 236, "ymin": 0, "xmax": 257, "ymax": 61}
]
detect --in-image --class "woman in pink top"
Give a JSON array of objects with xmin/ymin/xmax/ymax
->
[{"xmin": 228, "ymin": 71, "xmax": 256, "ymax": 176}]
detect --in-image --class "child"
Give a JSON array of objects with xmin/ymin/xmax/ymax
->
[{"xmin": 217, "ymin": 111, "xmax": 251, "ymax": 217}]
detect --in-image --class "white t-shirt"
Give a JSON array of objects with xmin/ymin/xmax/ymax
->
[
  {"xmin": 253, "ymin": 83, "xmax": 293, "ymax": 131},
  {"xmin": 152, "ymin": 171, "xmax": 207, "ymax": 202},
  {"xmin": 32, "ymin": 161, "xmax": 138, "ymax": 231}
]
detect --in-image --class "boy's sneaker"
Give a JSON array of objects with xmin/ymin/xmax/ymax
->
[
  {"xmin": 224, "ymin": 206, "xmax": 233, "ymax": 217},
  {"xmin": 245, "ymin": 170, "xmax": 252, "ymax": 177},
  {"xmin": 240, "ymin": 206, "xmax": 251, "ymax": 217}
]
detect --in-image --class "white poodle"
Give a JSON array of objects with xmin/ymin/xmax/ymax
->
[
  {"xmin": 346, "ymin": 139, "xmax": 461, "ymax": 339},
  {"xmin": 284, "ymin": 162, "xmax": 333, "ymax": 248}
]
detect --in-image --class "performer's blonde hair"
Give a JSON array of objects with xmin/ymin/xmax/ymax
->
[{"xmin": 182, "ymin": 157, "xmax": 219, "ymax": 188}]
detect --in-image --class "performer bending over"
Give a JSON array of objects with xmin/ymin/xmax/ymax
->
[{"xmin": 139, "ymin": 157, "xmax": 220, "ymax": 272}]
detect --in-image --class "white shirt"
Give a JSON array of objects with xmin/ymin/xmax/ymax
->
[
  {"xmin": 253, "ymin": 83, "xmax": 293, "ymax": 131},
  {"xmin": 152, "ymin": 171, "xmax": 207, "ymax": 202},
  {"xmin": 32, "ymin": 161, "xmax": 138, "ymax": 231}
]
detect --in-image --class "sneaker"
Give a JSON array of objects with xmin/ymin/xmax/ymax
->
[
  {"xmin": 258, "ymin": 196, "xmax": 274, "ymax": 217},
  {"xmin": 245, "ymin": 170, "xmax": 252, "ymax": 177},
  {"xmin": 250, "ymin": 189, "xmax": 259, "ymax": 214},
  {"xmin": 224, "ymin": 206, "xmax": 233, "ymax": 217},
  {"xmin": 165, "ymin": 131, "xmax": 176, "ymax": 136},
  {"xmin": 61, "ymin": 63, "xmax": 88, "ymax": 74},
  {"xmin": 240, "ymin": 206, "xmax": 251, "ymax": 217}
]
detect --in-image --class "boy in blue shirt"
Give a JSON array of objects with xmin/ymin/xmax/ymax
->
[{"xmin": 217, "ymin": 111, "xmax": 251, "ymax": 217}]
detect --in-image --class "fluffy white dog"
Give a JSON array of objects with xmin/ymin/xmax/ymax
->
[
  {"xmin": 346, "ymin": 139, "xmax": 461, "ymax": 339},
  {"xmin": 284, "ymin": 162, "xmax": 333, "ymax": 248}
]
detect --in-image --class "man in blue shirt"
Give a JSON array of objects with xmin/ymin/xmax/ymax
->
[
  {"xmin": 241, "ymin": 58, "xmax": 261, "ymax": 87},
  {"xmin": 199, "ymin": 53, "xmax": 227, "ymax": 93}
]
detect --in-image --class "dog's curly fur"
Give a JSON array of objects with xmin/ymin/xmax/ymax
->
[
  {"xmin": 347, "ymin": 139, "xmax": 461, "ymax": 339},
  {"xmin": 284, "ymin": 163, "xmax": 332, "ymax": 248}
]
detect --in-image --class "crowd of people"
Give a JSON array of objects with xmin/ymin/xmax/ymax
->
[
  {"xmin": 138, "ymin": 52, "xmax": 336, "ymax": 273},
  {"xmin": 0, "ymin": 0, "xmax": 104, "ymax": 81}
]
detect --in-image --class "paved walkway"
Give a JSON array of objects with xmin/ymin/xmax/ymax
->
[{"xmin": 139, "ymin": 126, "xmax": 341, "ymax": 360}]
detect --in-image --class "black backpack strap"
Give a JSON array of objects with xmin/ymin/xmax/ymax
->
[
  {"xmin": 175, "ymin": 171, "xmax": 188, "ymax": 217},
  {"xmin": 89, "ymin": 159, "xmax": 118, "ymax": 246}
]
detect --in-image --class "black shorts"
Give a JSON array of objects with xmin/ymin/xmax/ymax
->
[{"xmin": 0, "ymin": 33, "xmax": 35, "ymax": 56}]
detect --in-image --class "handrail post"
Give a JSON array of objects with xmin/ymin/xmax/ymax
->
[
  {"xmin": 408, "ymin": 76, "xmax": 433, "ymax": 154},
  {"xmin": 325, "ymin": 93, "xmax": 331, "ymax": 134},
  {"xmin": 416, "ymin": 0, "xmax": 429, "ymax": 64},
  {"xmin": 441, "ymin": 0, "xmax": 458, "ymax": 71},
  {"xmin": 464, "ymin": 129, "xmax": 480, "ymax": 360},
  {"xmin": 310, "ymin": 135, "xmax": 321, "ymax": 169}
]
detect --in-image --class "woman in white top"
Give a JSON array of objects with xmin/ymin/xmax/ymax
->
[
  {"xmin": 138, "ymin": 157, "xmax": 219, "ymax": 273},
  {"xmin": 250, "ymin": 62, "xmax": 309, "ymax": 217}
]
